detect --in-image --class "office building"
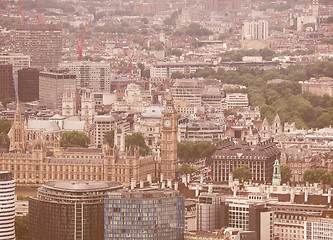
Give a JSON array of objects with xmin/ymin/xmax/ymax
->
[
  {"xmin": 171, "ymin": 79, "xmax": 202, "ymax": 107},
  {"xmin": 104, "ymin": 189, "xmax": 185, "ymax": 240},
  {"xmin": 305, "ymin": 217, "xmax": 333, "ymax": 240},
  {"xmin": 178, "ymin": 122, "xmax": 225, "ymax": 142},
  {"xmin": 196, "ymin": 193, "xmax": 274, "ymax": 240},
  {"xmin": 39, "ymin": 71, "xmax": 76, "ymax": 110},
  {"xmin": 58, "ymin": 61, "xmax": 111, "ymax": 92},
  {"xmin": 0, "ymin": 53, "xmax": 30, "ymax": 75},
  {"xmin": 226, "ymin": 93, "xmax": 249, "ymax": 109},
  {"xmin": 196, "ymin": 193, "xmax": 227, "ymax": 231},
  {"xmin": 0, "ymin": 64, "xmax": 15, "ymax": 99},
  {"xmin": 15, "ymin": 24, "xmax": 62, "ymax": 70},
  {"xmin": 151, "ymin": 62, "xmax": 213, "ymax": 79},
  {"xmin": 0, "ymin": 172, "xmax": 16, "ymax": 240},
  {"xmin": 18, "ymin": 68, "xmax": 39, "ymax": 102},
  {"xmin": 211, "ymin": 139, "xmax": 280, "ymax": 182},
  {"xmin": 29, "ymin": 181, "xmax": 123, "ymax": 240}
]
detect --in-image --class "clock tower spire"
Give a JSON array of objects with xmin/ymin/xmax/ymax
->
[{"xmin": 160, "ymin": 93, "xmax": 178, "ymax": 180}]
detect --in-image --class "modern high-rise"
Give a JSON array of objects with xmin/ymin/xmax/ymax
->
[
  {"xmin": 0, "ymin": 64, "xmax": 15, "ymax": 99},
  {"xmin": 0, "ymin": 53, "xmax": 30, "ymax": 75},
  {"xmin": 196, "ymin": 193, "xmax": 227, "ymax": 231},
  {"xmin": 242, "ymin": 20, "xmax": 269, "ymax": 41},
  {"xmin": 29, "ymin": 181, "xmax": 123, "ymax": 240},
  {"xmin": 39, "ymin": 71, "xmax": 76, "ymax": 110},
  {"xmin": 104, "ymin": 189, "xmax": 185, "ymax": 240},
  {"xmin": 0, "ymin": 172, "xmax": 16, "ymax": 240},
  {"xmin": 18, "ymin": 68, "xmax": 39, "ymax": 102},
  {"xmin": 15, "ymin": 24, "xmax": 62, "ymax": 70},
  {"xmin": 58, "ymin": 61, "xmax": 111, "ymax": 92},
  {"xmin": 197, "ymin": 193, "xmax": 274, "ymax": 240}
]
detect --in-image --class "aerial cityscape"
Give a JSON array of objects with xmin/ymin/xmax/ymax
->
[{"xmin": 0, "ymin": 0, "xmax": 333, "ymax": 239}]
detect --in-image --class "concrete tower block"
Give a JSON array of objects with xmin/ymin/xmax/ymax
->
[
  {"xmin": 174, "ymin": 182, "xmax": 178, "ymax": 191},
  {"xmin": 195, "ymin": 184, "xmax": 200, "ymax": 197},
  {"xmin": 167, "ymin": 179, "xmax": 172, "ymax": 188}
]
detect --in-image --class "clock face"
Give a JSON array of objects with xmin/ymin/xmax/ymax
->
[{"xmin": 164, "ymin": 119, "xmax": 171, "ymax": 128}]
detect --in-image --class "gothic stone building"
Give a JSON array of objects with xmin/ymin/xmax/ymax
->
[
  {"xmin": 0, "ymin": 98, "xmax": 179, "ymax": 186},
  {"xmin": 212, "ymin": 139, "xmax": 280, "ymax": 183},
  {"xmin": 1, "ymin": 142, "xmax": 157, "ymax": 187}
]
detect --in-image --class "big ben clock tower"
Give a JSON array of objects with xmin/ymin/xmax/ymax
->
[{"xmin": 160, "ymin": 94, "xmax": 178, "ymax": 180}]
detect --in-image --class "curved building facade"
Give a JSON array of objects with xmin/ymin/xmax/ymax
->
[
  {"xmin": 0, "ymin": 172, "xmax": 16, "ymax": 240},
  {"xmin": 29, "ymin": 181, "xmax": 123, "ymax": 240}
]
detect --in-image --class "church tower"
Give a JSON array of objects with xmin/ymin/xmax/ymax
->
[
  {"xmin": 160, "ymin": 94, "xmax": 178, "ymax": 180},
  {"xmin": 62, "ymin": 92, "xmax": 76, "ymax": 117},
  {"xmin": 81, "ymin": 92, "xmax": 95, "ymax": 126},
  {"xmin": 272, "ymin": 158, "xmax": 281, "ymax": 186},
  {"xmin": 9, "ymin": 100, "xmax": 26, "ymax": 153}
]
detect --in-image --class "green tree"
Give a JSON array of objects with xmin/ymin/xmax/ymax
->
[
  {"xmin": 125, "ymin": 132, "xmax": 150, "ymax": 156},
  {"xmin": 232, "ymin": 166, "xmax": 252, "ymax": 181},
  {"xmin": 142, "ymin": 69, "xmax": 150, "ymax": 79},
  {"xmin": 60, "ymin": 131, "xmax": 90, "ymax": 148},
  {"xmin": 105, "ymin": 130, "xmax": 114, "ymax": 148},
  {"xmin": 0, "ymin": 119, "xmax": 11, "ymax": 147},
  {"xmin": 15, "ymin": 214, "xmax": 28, "ymax": 240},
  {"xmin": 185, "ymin": 23, "xmax": 213, "ymax": 37},
  {"xmin": 177, "ymin": 141, "xmax": 216, "ymax": 163},
  {"xmin": 171, "ymin": 71, "xmax": 185, "ymax": 79},
  {"xmin": 178, "ymin": 164, "xmax": 196, "ymax": 175},
  {"xmin": 0, "ymin": 98, "xmax": 14, "ymax": 108},
  {"xmin": 280, "ymin": 165, "xmax": 291, "ymax": 184},
  {"xmin": 166, "ymin": 48, "xmax": 182, "ymax": 57}
]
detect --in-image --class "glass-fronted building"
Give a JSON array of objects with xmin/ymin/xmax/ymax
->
[{"xmin": 104, "ymin": 190, "xmax": 185, "ymax": 240}]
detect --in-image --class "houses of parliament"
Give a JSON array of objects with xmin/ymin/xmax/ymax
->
[{"xmin": 0, "ymin": 98, "xmax": 178, "ymax": 186}]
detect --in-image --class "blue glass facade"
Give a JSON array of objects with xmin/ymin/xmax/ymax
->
[{"xmin": 104, "ymin": 194, "xmax": 185, "ymax": 240}]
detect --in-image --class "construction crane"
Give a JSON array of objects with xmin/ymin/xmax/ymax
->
[
  {"xmin": 77, "ymin": 22, "xmax": 87, "ymax": 61},
  {"xmin": 35, "ymin": 0, "xmax": 43, "ymax": 24},
  {"xmin": 108, "ymin": 34, "xmax": 135, "ymax": 78},
  {"xmin": 20, "ymin": 1, "xmax": 24, "ymax": 24}
]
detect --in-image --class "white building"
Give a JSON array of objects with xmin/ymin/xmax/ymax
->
[
  {"xmin": 150, "ymin": 62, "xmax": 213, "ymax": 79},
  {"xmin": 226, "ymin": 93, "xmax": 249, "ymax": 109},
  {"xmin": 242, "ymin": 20, "xmax": 269, "ymax": 40},
  {"xmin": 0, "ymin": 172, "xmax": 16, "ymax": 240},
  {"xmin": 59, "ymin": 61, "xmax": 111, "ymax": 92},
  {"xmin": 305, "ymin": 217, "xmax": 333, "ymax": 240},
  {"xmin": 0, "ymin": 53, "xmax": 30, "ymax": 75}
]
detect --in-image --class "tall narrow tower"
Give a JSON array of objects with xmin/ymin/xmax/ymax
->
[
  {"xmin": 160, "ymin": 94, "xmax": 178, "ymax": 180},
  {"xmin": 9, "ymin": 100, "xmax": 26, "ymax": 153},
  {"xmin": 272, "ymin": 158, "xmax": 281, "ymax": 186}
]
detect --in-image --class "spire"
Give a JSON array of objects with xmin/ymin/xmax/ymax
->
[
  {"xmin": 14, "ymin": 97, "xmax": 21, "ymax": 123},
  {"xmin": 272, "ymin": 157, "xmax": 281, "ymax": 186},
  {"xmin": 9, "ymin": 96, "xmax": 26, "ymax": 153}
]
